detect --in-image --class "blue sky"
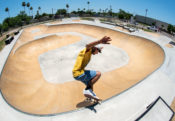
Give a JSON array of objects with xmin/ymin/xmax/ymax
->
[{"xmin": 0, "ymin": 0, "xmax": 175, "ymax": 25}]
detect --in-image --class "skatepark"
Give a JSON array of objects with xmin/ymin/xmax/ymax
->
[{"xmin": 0, "ymin": 18, "xmax": 175, "ymax": 121}]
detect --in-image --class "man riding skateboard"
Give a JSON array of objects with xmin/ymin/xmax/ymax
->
[{"xmin": 72, "ymin": 36, "xmax": 112, "ymax": 100}]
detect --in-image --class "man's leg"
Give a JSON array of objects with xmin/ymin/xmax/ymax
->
[{"xmin": 86, "ymin": 71, "xmax": 101, "ymax": 90}]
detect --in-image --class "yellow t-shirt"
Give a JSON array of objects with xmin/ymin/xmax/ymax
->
[{"xmin": 72, "ymin": 48, "xmax": 92, "ymax": 77}]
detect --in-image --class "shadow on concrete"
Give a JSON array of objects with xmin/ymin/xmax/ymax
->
[{"xmin": 76, "ymin": 100, "xmax": 99, "ymax": 113}]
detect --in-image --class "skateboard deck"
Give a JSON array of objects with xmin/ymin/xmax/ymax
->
[
  {"xmin": 84, "ymin": 94, "xmax": 102, "ymax": 102},
  {"xmin": 76, "ymin": 96, "xmax": 102, "ymax": 108}
]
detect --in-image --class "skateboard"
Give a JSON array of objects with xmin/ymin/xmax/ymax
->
[
  {"xmin": 84, "ymin": 94, "xmax": 102, "ymax": 104},
  {"xmin": 76, "ymin": 95, "xmax": 102, "ymax": 108}
]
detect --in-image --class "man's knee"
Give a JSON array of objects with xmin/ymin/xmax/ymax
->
[{"xmin": 96, "ymin": 71, "xmax": 101, "ymax": 77}]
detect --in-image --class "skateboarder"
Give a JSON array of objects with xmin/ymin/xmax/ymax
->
[{"xmin": 72, "ymin": 36, "xmax": 112, "ymax": 100}]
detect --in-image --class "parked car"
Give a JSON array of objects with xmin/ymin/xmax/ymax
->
[{"xmin": 147, "ymin": 26, "xmax": 158, "ymax": 32}]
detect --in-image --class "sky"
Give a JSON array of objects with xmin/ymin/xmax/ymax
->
[{"xmin": 0, "ymin": 0, "xmax": 175, "ymax": 25}]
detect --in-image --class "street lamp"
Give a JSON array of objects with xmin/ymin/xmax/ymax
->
[{"xmin": 145, "ymin": 9, "xmax": 148, "ymax": 24}]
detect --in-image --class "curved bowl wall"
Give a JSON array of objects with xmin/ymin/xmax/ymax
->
[{"xmin": 0, "ymin": 23, "xmax": 165, "ymax": 115}]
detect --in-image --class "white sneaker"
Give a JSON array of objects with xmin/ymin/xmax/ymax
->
[{"xmin": 83, "ymin": 89, "xmax": 99, "ymax": 99}]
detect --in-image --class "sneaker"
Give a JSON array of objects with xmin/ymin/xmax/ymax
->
[{"xmin": 83, "ymin": 89, "xmax": 99, "ymax": 99}]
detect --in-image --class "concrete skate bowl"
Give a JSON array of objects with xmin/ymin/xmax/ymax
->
[{"xmin": 0, "ymin": 23, "xmax": 165, "ymax": 115}]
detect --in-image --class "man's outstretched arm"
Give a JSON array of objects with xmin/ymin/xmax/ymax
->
[{"xmin": 86, "ymin": 36, "xmax": 112, "ymax": 51}]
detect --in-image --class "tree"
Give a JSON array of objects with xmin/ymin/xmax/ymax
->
[
  {"xmin": 0, "ymin": 24, "xmax": 2, "ymax": 36},
  {"xmin": 2, "ymin": 22, "xmax": 9, "ymax": 31},
  {"xmin": 17, "ymin": 11, "xmax": 32, "ymax": 25},
  {"xmin": 118, "ymin": 9, "xmax": 125, "ymax": 19},
  {"xmin": 105, "ymin": 8, "xmax": 108, "ymax": 13},
  {"xmin": 152, "ymin": 22, "xmax": 156, "ymax": 26},
  {"xmin": 35, "ymin": 11, "xmax": 41, "ymax": 19},
  {"xmin": 22, "ymin": 2, "xmax": 26, "ymax": 13},
  {"xmin": 99, "ymin": 9, "xmax": 102, "ymax": 13},
  {"xmin": 87, "ymin": 1, "xmax": 90, "ymax": 11},
  {"xmin": 118, "ymin": 9, "xmax": 133, "ymax": 20},
  {"xmin": 14, "ymin": 16, "xmax": 23, "ymax": 26},
  {"xmin": 145, "ymin": 9, "xmax": 148, "ymax": 24},
  {"xmin": 167, "ymin": 24, "xmax": 174, "ymax": 34},
  {"xmin": 3, "ymin": 17, "xmax": 15, "ymax": 27},
  {"xmin": 38, "ymin": 6, "xmax": 41, "ymax": 15},
  {"xmin": 66, "ymin": 4, "xmax": 69, "ymax": 13},
  {"xmin": 30, "ymin": 7, "xmax": 33, "ymax": 18},
  {"xmin": 56, "ymin": 9, "xmax": 67, "ymax": 16},
  {"xmin": 161, "ymin": 24, "xmax": 164, "ymax": 30},
  {"xmin": 27, "ymin": 2, "xmax": 30, "ymax": 16},
  {"xmin": 78, "ymin": 10, "xmax": 85, "ymax": 16},
  {"xmin": 0, "ymin": 10, "xmax": 32, "ymax": 31},
  {"xmin": 108, "ymin": 5, "xmax": 113, "ymax": 16},
  {"xmin": 78, "ymin": 8, "xmax": 80, "ymax": 12},
  {"xmin": 5, "ymin": 7, "xmax": 10, "ymax": 18},
  {"xmin": 71, "ymin": 11, "xmax": 77, "ymax": 14}
]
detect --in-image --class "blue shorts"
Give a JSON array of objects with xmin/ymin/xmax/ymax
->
[{"xmin": 74, "ymin": 70, "xmax": 96, "ymax": 86}]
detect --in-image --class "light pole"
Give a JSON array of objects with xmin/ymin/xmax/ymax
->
[{"xmin": 145, "ymin": 9, "xmax": 148, "ymax": 24}]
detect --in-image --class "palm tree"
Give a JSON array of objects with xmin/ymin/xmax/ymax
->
[
  {"xmin": 38, "ymin": 6, "xmax": 41, "ymax": 15},
  {"xmin": 99, "ymin": 9, "xmax": 102, "ymax": 13},
  {"xmin": 66, "ymin": 4, "xmax": 69, "ymax": 13},
  {"xmin": 30, "ymin": 7, "xmax": 33, "ymax": 18},
  {"xmin": 87, "ymin": 1, "xmax": 90, "ymax": 11},
  {"xmin": 5, "ymin": 7, "xmax": 10, "ymax": 18},
  {"xmin": 110, "ymin": 5, "xmax": 112, "ymax": 12},
  {"xmin": 109, "ymin": 5, "xmax": 113, "ymax": 16},
  {"xmin": 105, "ymin": 8, "xmax": 108, "ymax": 13},
  {"xmin": 78, "ymin": 8, "xmax": 80, "ymax": 12},
  {"xmin": 27, "ymin": 2, "xmax": 30, "ymax": 16},
  {"xmin": 22, "ymin": 2, "xmax": 26, "ymax": 13}
]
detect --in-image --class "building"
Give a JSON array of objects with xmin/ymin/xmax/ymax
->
[{"xmin": 135, "ymin": 15, "xmax": 170, "ymax": 30}]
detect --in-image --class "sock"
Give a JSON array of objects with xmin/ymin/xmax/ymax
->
[{"xmin": 85, "ymin": 85, "xmax": 91, "ymax": 90}]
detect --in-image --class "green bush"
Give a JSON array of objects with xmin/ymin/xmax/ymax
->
[
  {"xmin": 56, "ymin": 9, "xmax": 67, "ymax": 15},
  {"xmin": 0, "ymin": 38, "xmax": 6, "ymax": 51},
  {"xmin": 99, "ymin": 18, "xmax": 106, "ymax": 22},
  {"xmin": 0, "ymin": 24, "xmax": 2, "ymax": 36},
  {"xmin": 167, "ymin": 24, "xmax": 175, "ymax": 34},
  {"xmin": 143, "ymin": 28, "xmax": 153, "ymax": 32},
  {"xmin": 2, "ymin": 22, "xmax": 9, "ymax": 31},
  {"xmin": 81, "ymin": 17, "xmax": 94, "ymax": 21},
  {"xmin": 1, "ymin": 11, "xmax": 32, "ymax": 32},
  {"xmin": 118, "ymin": 9, "xmax": 133, "ymax": 20}
]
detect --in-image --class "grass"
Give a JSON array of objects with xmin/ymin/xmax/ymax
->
[
  {"xmin": 143, "ymin": 28, "xmax": 153, "ymax": 32},
  {"xmin": 0, "ymin": 38, "xmax": 6, "ymax": 52},
  {"xmin": 137, "ymin": 22, "xmax": 149, "ymax": 26},
  {"xmin": 99, "ymin": 18, "xmax": 106, "ymax": 22},
  {"xmin": 126, "ymin": 24, "xmax": 135, "ymax": 28},
  {"xmin": 80, "ymin": 17, "xmax": 94, "ymax": 21}
]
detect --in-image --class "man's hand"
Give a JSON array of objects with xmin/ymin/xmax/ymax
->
[
  {"xmin": 100, "ymin": 36, "xmax": 112, "ymax": 44},
  {"xmin": 86, "ymin": 36, "xmax": 112, "ymax": 51}
]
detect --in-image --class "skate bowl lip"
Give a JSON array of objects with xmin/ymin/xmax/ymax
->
[{"xmin": 0, "ymin": 22, "xmax": 165, "ymax": 116}]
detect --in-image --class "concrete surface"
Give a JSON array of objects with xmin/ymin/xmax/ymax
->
[
  {"xmin": 139, "ymin": 99, "xmax": 173, "ymax": 121},
  {"xmin": 39, "ymin": 32, "xmax": 129, "ymax": 83},
  {"xmin": 0, "ymin": 30, "xmax": 23, "ymax": 76},
  {"xmin": 0, "ymin": 18, "xmax": 174, "ymax": 121}
]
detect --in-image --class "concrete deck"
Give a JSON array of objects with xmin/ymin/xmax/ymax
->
[{"xmin": 0, "ymin": 18, "xmax": 175, "ymax": 121}]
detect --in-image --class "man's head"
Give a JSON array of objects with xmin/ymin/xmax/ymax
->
[{"xmin": 92, "ymin": 46, "xmax": 103, "ymax": 55}]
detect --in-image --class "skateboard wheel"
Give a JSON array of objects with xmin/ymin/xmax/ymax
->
[
  {"xmin": 88, "ymin": 98, "xmax": 91, "ymax": 102},
  {"xmin": 91, "ymin": 98, "xmax": 95, "ymax": 102},
  {"xmin": 98, "ymin": 101, "xmax": 102, "ymax": 104}
]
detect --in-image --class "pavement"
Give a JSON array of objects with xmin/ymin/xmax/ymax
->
[{"xmin": 0, "ymin": 18, "xmax": 175, "ymax": 121}]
